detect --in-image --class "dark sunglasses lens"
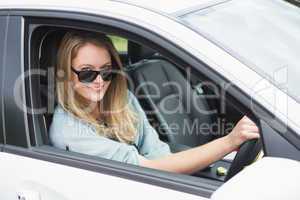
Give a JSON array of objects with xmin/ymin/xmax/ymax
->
[
  {"xmin": 78, "ymin": 71, "xmax": 98, "ymax": 83},
  {"xmin": 101, "ymin": 70, "xmax": 114, "ymax": 81}
]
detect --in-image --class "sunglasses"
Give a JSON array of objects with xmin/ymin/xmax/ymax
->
[{"xmin": 71, "ymin": 66, "xmax": 116, "ymax": 83}]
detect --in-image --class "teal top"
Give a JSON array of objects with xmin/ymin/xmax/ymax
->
[{"xmin": 49, "ymin": 91, "xmax": 171, "ymax": 165}]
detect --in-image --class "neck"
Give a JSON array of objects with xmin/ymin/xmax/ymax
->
[
  {"xmin": 76, "ymin": 93, "xmax": 101, "ymax": 120},
  {"xmin": 90, "ymin": 102, "xmax": 101, "ymax": 120}
]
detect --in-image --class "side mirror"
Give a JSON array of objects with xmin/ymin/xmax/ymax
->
[{"xmin": 211, "ymin": 157, "xmax": 300, "ymax": 200}]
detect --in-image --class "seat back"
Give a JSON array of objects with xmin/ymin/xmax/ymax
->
[
  {"xmin": 128, "ymin": 42, "xmax": 214, "ymax": 147},
  {"xmin": 39, "ymin": 30, "xmax": 66, "ymax": 143}
]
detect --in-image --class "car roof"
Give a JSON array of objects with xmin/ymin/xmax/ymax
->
[
  {"xmin": 0, "ymin": 0, "xmax": 225, "ymax": 16},
  {"xmin": 110, "ymin": 0, "xmax": 222, "ymax": 15}
]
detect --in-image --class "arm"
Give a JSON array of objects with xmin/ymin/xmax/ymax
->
[{"xmin": 139, "ymin": 116, "xmax": 260, "ymax": 174}]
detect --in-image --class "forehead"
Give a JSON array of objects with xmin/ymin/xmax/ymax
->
[{"xmin": 73, "ymin": 43, "xmax": 111, "ymax": 66}]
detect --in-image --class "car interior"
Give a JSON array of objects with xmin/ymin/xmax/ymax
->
[{"xmin": 29, "ymin": 26, "xmax": 262, "ymax": 182}]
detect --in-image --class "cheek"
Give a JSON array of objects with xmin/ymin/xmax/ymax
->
[
  {"xmin": 70, "ymin": 74, "xmax": 79, "ymax": 87},
  {"xmin": 103, "ymin": 81, "xmax": 111, "ymax": 90},
  {"xmin": 74, "ymin": 84, "xmax": 94, "ymax": 102},
  {"xmin": 71, "ymin": 76, "xmax": 89, "ymax": 97},
  {"xmin": 71, "ymin": 76, "xmax": 84, "ymax": 93}
]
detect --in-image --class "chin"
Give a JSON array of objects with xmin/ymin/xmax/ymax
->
[{"xmin": 89, "ymin": 93, "xmax": 105, "ymax": 102}]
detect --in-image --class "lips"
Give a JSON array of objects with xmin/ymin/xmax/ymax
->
[
  {"xmin": 88, "ymin": 84, "xmax": 105, "ymax": 91},
  {"xmin": 91, "ymin": 86, "xmax": 103, "ymax": 91}
]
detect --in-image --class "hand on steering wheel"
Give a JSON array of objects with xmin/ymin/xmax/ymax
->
[
  {"xmin": 224, "ymin": 116, "xmax": 261, "ymax": 181},
  {"xmin": 226, "ymin": 116, "xmax": 260, "ymax": 149}
]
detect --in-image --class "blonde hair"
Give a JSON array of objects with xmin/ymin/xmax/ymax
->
[{"xmin": 56, "ymin": 30, "xmax": 137, "ymax": 144}]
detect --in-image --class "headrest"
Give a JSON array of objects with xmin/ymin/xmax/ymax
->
[
  {"xmin": 39, "ymin": 30, "xmax": 66, "ymax": 115},
  {"xmin": 39, "ymin": 30, "xmax": 66, "ymax": 71},
  {"xmin": 128, "ymin": 41, "xmax": 156, "ymax": 64}
]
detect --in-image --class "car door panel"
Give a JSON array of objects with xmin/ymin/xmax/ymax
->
[{"xmin": 0, "ymin": 151, "xmax": 208, "ymax": 200}]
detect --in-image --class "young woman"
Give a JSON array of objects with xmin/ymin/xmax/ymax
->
[{"xmin": 50, "ymin": 30, "xmax": 260, "ymax": 174}]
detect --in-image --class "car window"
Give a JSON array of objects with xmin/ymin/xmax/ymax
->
[
  {"xmin": 108, "ymin": 35, "xmax": 128, "ymax": 53},
  {"xmin": 23, "ymin": 19, "xmax": 224, "ymax": 197},
  {"xmin": 181, "ymin": 0, "xmax": 300, "ymax": 102},
  {"xmin": 26, "ymin": 17, "xmax": 265, "ymax": 186}
]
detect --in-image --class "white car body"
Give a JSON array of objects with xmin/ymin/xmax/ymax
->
[{"xmin": 0, "ymin": 0, "xmax": 299, "ymax": 200}]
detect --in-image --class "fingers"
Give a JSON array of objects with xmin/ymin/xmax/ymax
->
[
  {"xmin": 240, "ymin": 116, "xmax": 256, "ymax": 125},
  {"xmin": 242, "ymin": 125, "xmax": 259, "ymax": 133},
  {"xmin": 241, "ymin": 116, "xmax": 260, "ymax": 138},
  {"xmin": 244, "ymin": 131, "xmax": 260, "ymax": 140},
  {"xmin": 233, "ymin": 116, "xmax": 260, "ymax": 143},
  {"xmin": 238, "ymin": 129, "xmax": 260, "ymax": 142},
  {"xmin": 227, "ymin": 115, "xmax": 260, "ymax": 147}
]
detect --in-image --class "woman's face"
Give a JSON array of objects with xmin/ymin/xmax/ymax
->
[{"xmin": 71, "ymin": 42, "xmax": 112, "ymax": 103}]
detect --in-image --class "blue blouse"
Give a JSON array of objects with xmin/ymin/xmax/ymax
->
[{"xmin": 49, "ymin": 91, "xmax": 171, "ymax": 165}]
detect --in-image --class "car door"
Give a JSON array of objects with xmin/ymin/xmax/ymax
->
[{"xmin": 0, "ymin": 12, "xmax": 215, "ymax": 200}]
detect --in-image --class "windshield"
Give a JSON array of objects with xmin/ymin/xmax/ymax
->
[{"xmin": 181, "ymin": 0, "xmax": 300, "ymax": 101}]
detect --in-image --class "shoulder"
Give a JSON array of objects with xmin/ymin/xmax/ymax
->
[
  {"xmin": 49, "ymin": 105, "xmax": 97, "ymax": 147},
  {"xmin": 127, "ymin": 90, "xmax": 136, "ymax": 103},
  {"xmin": 127, "ymin": 90, "xmax": 143, "ymax": 113},
  {"xmin": 50, "ymin": 105, "xmax": 82, "ymax": 128}
]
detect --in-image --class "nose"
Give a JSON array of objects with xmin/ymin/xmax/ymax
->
[{"xmin": 93, "ymin": 73, "xmax": 104, "ymax": 84}]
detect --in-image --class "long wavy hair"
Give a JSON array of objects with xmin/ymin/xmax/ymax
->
[{"xmin": 56, "ymin": 30, "xmax": 137, "ymax": 144}]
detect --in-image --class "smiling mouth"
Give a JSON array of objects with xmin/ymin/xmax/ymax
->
[
  {"xmin": 89, "ymin": 84, "xmax": 105, "ymax": 91},
  {"xmin": 91, "ymin": 86, "xmax": 103, "ymax": 91}
]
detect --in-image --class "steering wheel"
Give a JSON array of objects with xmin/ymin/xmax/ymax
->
[{"xmin": 225, "ymin": 138, "xmax": 262, "ymax": 181}]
